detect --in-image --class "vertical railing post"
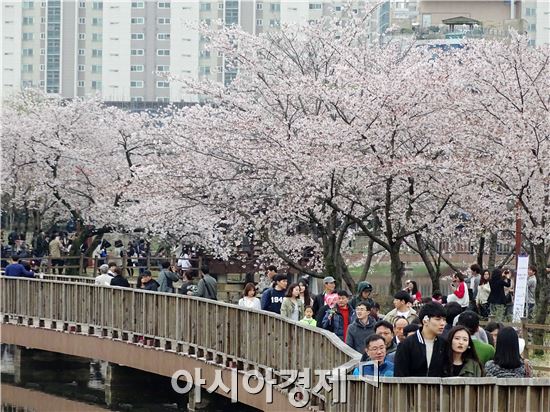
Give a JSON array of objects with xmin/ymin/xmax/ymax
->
[
  {"xmin": 521, "ymin": 316, "xmax": 529, "ymax": 359},
  {"xmin": 79, "ymin": 253, "xmax": 84, "ymax": 275},
  {"xmin": 122, "ymin": 251, "xmax": 127, "ymax": 277}
]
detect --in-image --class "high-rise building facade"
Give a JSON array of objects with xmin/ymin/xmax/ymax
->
[
  {"xmin": 2, "ymin": 1, "xmax": 547, "ymax": 103},
  {"xmin": 2, "ymin": 1, "xmax": 372, "ymax": 102}
]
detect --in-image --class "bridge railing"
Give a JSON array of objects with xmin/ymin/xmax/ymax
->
[
  {"xmin": 0, "ymin": 276, "xmax": 360, "ymax": 409},
  {"xmin": 338, "ymin": 376, "xmax": 550, "ymax": 412}
]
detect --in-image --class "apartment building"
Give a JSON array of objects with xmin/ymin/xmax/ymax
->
[
  {"xmin": 3, "ymin": 1, "xmax": 547, "ymax": 103},
  {"xmin": 1, "ymin": 1, "xmax": 376, "ymax": 103}
]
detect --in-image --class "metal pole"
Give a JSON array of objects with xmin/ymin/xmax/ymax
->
[{"xmin": 515, "ymin": 200, "xmax": 522, "ymax": 264}]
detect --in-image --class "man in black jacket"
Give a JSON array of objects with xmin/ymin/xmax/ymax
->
[{"xmin": 394, "ymin": 302, "xmax": 448, "ymax": 377}]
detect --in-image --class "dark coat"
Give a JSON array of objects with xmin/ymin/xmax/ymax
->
[
  {"xmin": 394, "ymin": 330, "xmax": 449, "ymax": 377},
  {"xmin": 488, "ymin": 277, "xmax": 511, "ymax": 305},
  {"xmin": 110, "ymin": 275, "xmax": 130, "ymax": 288},
  {"xmin": 142, "ymin": 279, "xmax": 159, "ymax": 291}
]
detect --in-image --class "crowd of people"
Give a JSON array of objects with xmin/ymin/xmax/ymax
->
[
  {"xmin": 2, "ymin": 240, "xmax": 546, "ymax": 379},
  {"xmin": 249, "ymin": 265, "xmax": 541, "ymax": 378}
]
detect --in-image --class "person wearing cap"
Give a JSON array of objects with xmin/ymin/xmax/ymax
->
[
  {"xmin": 94, "ymin": 263, "xmax": 112, "ymax": 286},
  {"xmin": 261, "ymin": 274, "xmax": 288, "ymax": 314},
  {"xmin": 140, "ymin": 270, "xmax": 160, "ymax": 291},
  {"xmin": 321, "ymin": 290, "xmax": 356, "ymax": 342},
  {"xmin": 312, "ymin": 276, "xmax": 337, "ymax": 318},
  {"xmin": 350, "ymin": 281, "xmax": 374, "ymax": 309}
]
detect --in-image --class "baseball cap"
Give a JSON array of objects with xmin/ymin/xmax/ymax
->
[{"xmin": 323, "ymin": 276, "xmax": 336, "ymax": 283}]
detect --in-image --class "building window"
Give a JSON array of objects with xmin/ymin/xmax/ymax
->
[
  {"xmin": 157, "ymin": 97, "xmax": 170, "ymax": 103},
  {"xmin": 130, "ymin": 80, "xmax": 144, "ymax": 88},
  {"xmin": 335, "ymin": 5, "xmax": 342, "ymax": 11},
  {"xmin": 41, "ymin": 17, "xmax": 46, "ymax": 23},
  {"xmin": 78, "ymin": 80, "xmax": 85, "ymax": 87},
  {"xmin": 41, "ymin": 2, "xmax": 46, "ymax": 7},
  {"xmin": 23, "ymin": 17, "xmax": 34, "ymax": 25},
  {"xmin": 92, "ymin": 33, "xmax": 102, "ymax": 42},
  {"xmin": 79, "ymin": 49, "xmax": 85, "ymax": 55},
  {"xmin": 131, "ymin": 17, "xmax": 145, "ymax": 24},
  {"xmin": 218, "ymin": 2, "xmax": 224, "ymax": 9},
  {"xmin": 131, "ymin": 1, "xmax": 144, "ymax": 8},
  {"xmin": 79, "ymin": 33, "xmax": 86, "ymax": 40},
  {"xmin": 156, "ymin": 65, "xmax": 169, "ymax": 72},
  {"xmin": 256, "ymin": 19, "xmax": 263, "ymax": 26},
  {"xmin": 131, "ymin": 33, "xmax": 145, "ymax": 40},
  {"xmin": 40, "ymin": 48, "xmax": 45, "ymax": 55},
  {"xmin": 529, "ymin": 23, "xmax": 536, "ymax": 31},
  {"xmin": 270, "ymin": 3, "xmax": 280, "ymax": 12},
  {"xmin": 157, "ymin": 33, "xmax": 170, "ymax": 40},
  {"xmin": 92, "ymin": 18, "xmax": 103, "ymax": 26},
  {"xmin": 158, "ymin": 2, "xmax": 170, "ymax": 9},
  {"xmin": 22, "ymin": 48, "xmax": 34, "ymax": 56},
  {"xmin": 157, "ymin": 81, "xmax": 170, "ymax": 88},
  {"xmin": 22, "ymin": 64, "xmax": 33, "ymax": 72},
  {"xmin": 92, "ymin": 2, "xmax": 103, "ymax": 10},
  {"xmin": 40, "ymin": 32, "xmax": 45, "ymax": 39},
  {"xmin": 22, "ymin": 33, "xmax": 34, "ymax": 41},
  {"xmin": 309, "ymin": 3, "xmax": 322, "ymax": 10},
  {"xmin": 92, "ymin": 64, "xmax": 102, "ymax": 73},
  {"xmin": 22, "ymin": 1, "xmax": 34, "ymax": 9},
  {"xmin": 22, "ymin": 81, "xmax": 34, "ymax": 88},
  {"xmin": 130, "ymin": 65, "xmax": 144, "ymax": 72},
  {"xmin": 131, "ymin": 49, "xmax": 144, "ymax": 55},
  {"xmin": 199, "ymin": 66, "xmax": 210, "ymax": 75},
  {"xmin": 200, "ymin": 50, "xmax": 211, "ymax": 58},
  {"xmin": 270, "ymin": 19, "xmax": 280, "ymax": 27},
  {"xmin": 79, "ymin": 17, "xmax": 86, "ymax": 24},
  {"xmin": 131, "ymin": 96, "xmax": 144, "ymax": 102},
  {"xmin": 78, "ymin": 65, "xmax": 85, "ymax": 71},
  {"xmin": 92, "ymin": 80, "xmax": 102, "ymax": 89},
  {"xmin": 40, "ymin": 64, "xmax": 45, "ymax": 71},
  {"xmin": 200, "ymin": 3, "xmax": 211, "ymax": 11},
  {"xmin": 157, "ymin": 49, "xmax": 170, "ymax": 56},
  {"xmin": 158, "ymin": 17, "xmax": 170, "ymax": 24},
  {"xmin": 79, "ymin": 1, "xmax": 86, "ymax": 8},
  {"xmin": 92, "ymin": 49, "xmax": 102, "ymax": 57},
  {"xmin": 257, "ymin": 2, "xmax": 263, "ymax": 10}
]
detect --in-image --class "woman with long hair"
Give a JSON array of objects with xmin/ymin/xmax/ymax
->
[
  {"xmin": 238, "ymin": 282, "xmax": 261, "ymax": 310},
  {"xmin": 476, "ymin": 270, "xmax": 491, "ymax": 319},
  {"xmin": 298, "ymin": 277, "xmax": 313, "ymax": 306},
  {"xmin": 485, "ymin": 327, "xmax": 531, "ymax": 377},
  {"xmin": 280, "ymin": 282, "xmax": 304, "ymax": 321},
  {"xmin": 446, "ymin": 325, "xmax": 483, "ymax": 377},
  {"xmin": 409, "ymin": 280, "xmax": 422, "ymax": 304}
]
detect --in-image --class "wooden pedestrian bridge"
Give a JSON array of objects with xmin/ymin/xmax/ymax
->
[{"xmin": 1, "ymin": 275, "xmax": 549, "ymax": 412}]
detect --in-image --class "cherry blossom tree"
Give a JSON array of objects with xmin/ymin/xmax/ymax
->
[
  {"xmin": 1, "ymin": 90, "xmax": 158, "ymax": 273},
  {"xmin": 129, "ymin": 14, "xmax": 464, "ymax": 292},
  {"xmin": 450, "ymin": 35, "xmax": 550, "ymax": 323}
]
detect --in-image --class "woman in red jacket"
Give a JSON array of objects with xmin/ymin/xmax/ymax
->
[{"xmin": 447, "ymin": 272, "xmax": 469, "ymax": 308}]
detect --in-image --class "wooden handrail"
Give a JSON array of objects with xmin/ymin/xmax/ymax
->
[{"xmin": 0, "ymin": 276, "xmax": 359, "ymax": 408}]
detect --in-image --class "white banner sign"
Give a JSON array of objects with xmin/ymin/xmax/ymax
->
[{"xmin": 512, "ymin": 255, "xmax": 529, "ymax": 322}]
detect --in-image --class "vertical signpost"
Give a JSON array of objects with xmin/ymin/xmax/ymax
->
[{"xmin": 512, "ymin": 255, "xmax": 529, "ymax": 322}]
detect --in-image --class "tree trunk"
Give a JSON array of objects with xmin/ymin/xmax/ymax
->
[
  {"xmin": 532, "ymin": 241, "xmax": 549, "ymax": 354},
  {"xmin": 487, "ymin": 232, "xmax": 498, "ymax": 271},
  {"xmin": 389, "ymin": 241, "xmax": 403, "ymax": 295},
  {"xmin": 337, "ymin": 251, "xmax": 356, "ymax": 292},
  {"xmin": 476, "ymin": 235, "xmax": 485, "ymax": 271},
  {"xmin": 360, "ymin": 236, "xmax": 375, "ymax": 282},
  {"xmin": 414, "ymin": 233, "xmax": 440, "ymax": 293}
]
